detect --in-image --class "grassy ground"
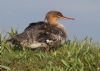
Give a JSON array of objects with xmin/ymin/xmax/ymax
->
[{"xmin": 0, "ymin": 30, "xmax": 100, "ymax": 71}]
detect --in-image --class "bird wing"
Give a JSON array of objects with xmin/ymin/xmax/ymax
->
[{"xmin": 24, "ymin": 21, "xmax": 45, "ymax": 31}]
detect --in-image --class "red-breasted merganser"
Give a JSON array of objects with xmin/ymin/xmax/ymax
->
[{"xmin": 8, "ymin": 11, "xmax": 75, "ymax": 50}]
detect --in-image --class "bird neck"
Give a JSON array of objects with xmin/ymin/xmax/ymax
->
[{"xmin": 45, "ymin": 19, "xmax": 58, "ymax": 27}]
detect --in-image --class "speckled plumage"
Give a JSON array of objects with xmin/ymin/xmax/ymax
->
[{"xmin": 8, "ymin": 21, "xmax": 66, "ymax": 50}]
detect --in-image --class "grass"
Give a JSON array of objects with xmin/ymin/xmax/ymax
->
[{"xmin": 0, "ymin": 29, "xmax": 100, "ymax": 71}]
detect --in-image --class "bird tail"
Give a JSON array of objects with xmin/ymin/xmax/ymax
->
[
  {"xmin": 7, "ymin": 38, "xmax": 13, "ymax": 43},
  {"xmin": 7, "ymin": 38, "xmax": 19, "ymax": 44},
  {"xmin": 5, "ymin": 38, "xmax": 15, "ymax": 48}
]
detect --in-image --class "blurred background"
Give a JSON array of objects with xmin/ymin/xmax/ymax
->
[{"xmin": 0, "ymin": 0, "xmax": 100, "ymax": 41}]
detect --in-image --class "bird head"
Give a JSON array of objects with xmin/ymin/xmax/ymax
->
[{"xmin": 45, "ymin": 11, "xmax": 75, "ymax": 26}]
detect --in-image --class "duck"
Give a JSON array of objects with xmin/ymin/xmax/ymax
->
[{"xmin": 8, "ymin": 11, "xmax": 75, "ymax": 51}]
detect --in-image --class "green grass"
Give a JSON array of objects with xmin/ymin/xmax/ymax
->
[{"xmin": 0, "ymin": 29, "xmax": 100, "ymax": 71}]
